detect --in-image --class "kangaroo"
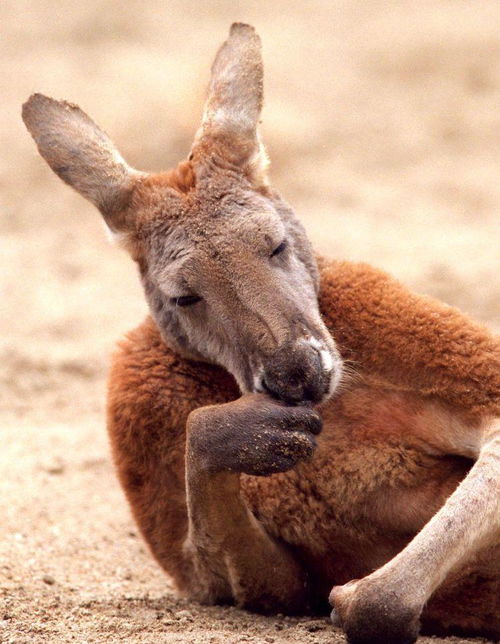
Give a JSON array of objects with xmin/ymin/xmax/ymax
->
[{"xmin": 22, "ymin": 23, "xmax": 499, "ymax": 644}]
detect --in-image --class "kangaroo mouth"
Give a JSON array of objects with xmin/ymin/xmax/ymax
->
[{"xmin": 250, "ymin": 339, "xmax": 342, "ymax": 406}]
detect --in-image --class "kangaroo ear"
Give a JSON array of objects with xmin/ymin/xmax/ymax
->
[
  {"xmin": 194, "ymin": 23, "xmax": 268, "ymax": 183},
  {"xmin": 22, "ymin": 94, "xmax": 143, "ymax": 231}
]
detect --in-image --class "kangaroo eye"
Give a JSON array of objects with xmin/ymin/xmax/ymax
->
[
  {"xmin": 172, "ymin": 295, "xmax": 202, "ymax": 307},
  {"xmin": 270, "ymin": 240, "xmax": 287, "ymax": 257}
]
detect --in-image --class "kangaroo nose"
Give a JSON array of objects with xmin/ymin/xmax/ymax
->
[{"xmin": 261, "ymin": 342, "xmax": 324, "ymax": 404}]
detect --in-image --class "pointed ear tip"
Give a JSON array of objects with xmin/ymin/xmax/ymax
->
[
  {"xmin": 22, "ymin": 94, "xmax": 92, "ymax": 139},
  {"xmin": 22, "ymin": 93, "xmax": 61, "ymax": 127},
  {"xmin": 22, "ymin": 93, "xmax": 43, "ymax": 122},
  {"xmin": 22, "ymin": 92, "xmax": 53, "ymax": 111},
  {"xmin": 22, "ymin": 93, "xmax": 81, "ymax": 117},
  {"xmin": 229, "ymin": 22, "xmax": 260, "ymax": 41},
  {"xmin": 230, "ymin": 22, "xmax": 254, "ymax": 32}
]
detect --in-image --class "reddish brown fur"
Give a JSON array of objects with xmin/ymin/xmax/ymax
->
[
  {"xmin": 319, "ymin": 259, "xmax": 500, "ymax": 417},
  {"xmin": 147, "ymin": 162, "xmax": 196, "ymax": 195},
  {"xmin": 22, "ymin": 23, "xmax": 499, "ymax": 643},
  {"xmin": 107, "ymin": 259, "xmax": 499, "ymax": 637}
]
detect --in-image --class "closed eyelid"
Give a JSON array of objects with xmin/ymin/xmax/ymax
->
[
  {"xmin": 171, "ymin": 294, "xmax": 201, "ymax": 307},
  {"xmin": 271, "ymin": 239, "xmax": 287, "ymax": 256}
]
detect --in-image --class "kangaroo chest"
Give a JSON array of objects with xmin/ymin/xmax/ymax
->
[{"xmin": 240, "ymin": 384, "xmax": 470, "ymax": 588}]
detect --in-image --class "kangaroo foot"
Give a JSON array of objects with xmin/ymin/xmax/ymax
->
[{"xmin": 329, "ymin": 577, "xmax": 421, "ymax": 644}]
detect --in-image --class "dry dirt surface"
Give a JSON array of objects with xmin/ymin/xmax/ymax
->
[{"xmin": 1, "ymin": 1, "xmax": 499, "ymax": 642}]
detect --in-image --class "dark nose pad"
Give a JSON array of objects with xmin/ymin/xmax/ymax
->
[{"xmin": 261, "ymin": 342, "xmax": 324, "ymax": 404}]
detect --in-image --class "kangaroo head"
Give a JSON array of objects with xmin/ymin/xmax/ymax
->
[{"xmin": 22, "ymin": 23, "xmax": 343, "ymax": 404}]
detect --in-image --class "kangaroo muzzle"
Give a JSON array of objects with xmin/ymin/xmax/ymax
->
[{"xmin": 259, "ymin": 339, "xmax": 339, "ymax": 404}]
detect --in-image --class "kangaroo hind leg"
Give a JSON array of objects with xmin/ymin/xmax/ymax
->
[{"xmin": 330, "ymin": 416, "xmax": 500, "ymax": 644}]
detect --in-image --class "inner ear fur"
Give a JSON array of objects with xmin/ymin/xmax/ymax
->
[{"xmin": 22, "ymin": 93, "xmax": 142, "ymax": 232}]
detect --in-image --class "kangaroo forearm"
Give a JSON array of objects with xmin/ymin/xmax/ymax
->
[
  {"xmin": 185, "ymin": 466, "xmax": 310, "ymax": 613},
  {"xmin": 182, "ymin": 395, "xmax": 321, "ymax": 611},
  {"xmin": 319, "ymin": 259, "xmax": 500, "ymax": 415}
]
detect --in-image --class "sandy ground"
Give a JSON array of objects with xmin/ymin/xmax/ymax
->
[{"xmin": 1, "ymin": 1, "xmax": 499, "ymax": 642}]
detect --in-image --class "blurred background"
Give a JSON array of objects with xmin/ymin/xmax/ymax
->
[{"xmin": 1, "ymin": 1, "xmax": 499, "ymax": 642}]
